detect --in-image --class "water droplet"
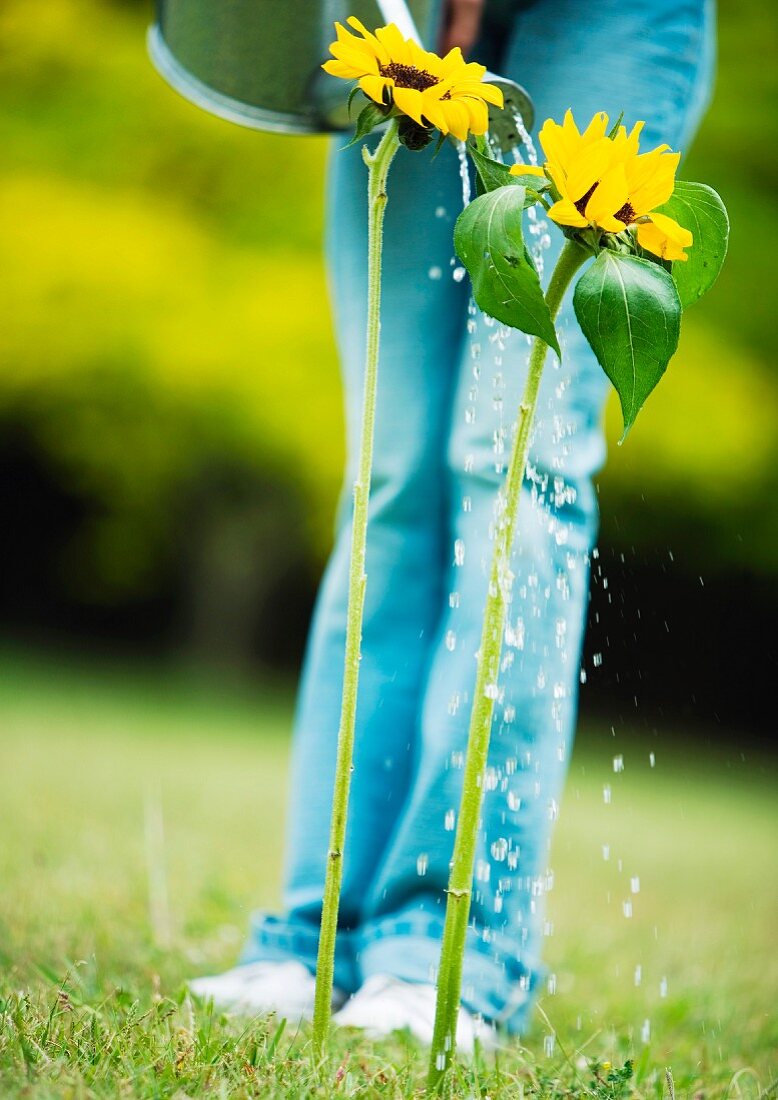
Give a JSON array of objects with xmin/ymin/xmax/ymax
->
[
  {"xmin": 475, "ymin": 859, "xmax": 491, "ymax": 882},
  {"xmin": 660, "ymin": 976, "xmax": 668, "ymax": 998},
  {"xmin": 449, "ymin": 591, "xmax": 460, "ymax": 609},
  {"xmin": 622, "ymin": 899, "xmax": 633, "ymax": 918},
  {"xmin": 490, "ymin": 838, "xmax": 508, "ymax": 861},
  {"xmin": 631, "ymin": 876, "xmax": 640, "ymax": 894},
  {"xmin": 454, "ymin": 539, "xmax": 465, "ymax": 566},
  {"xmin": 593, "ymin": 652, "xmax": 603, "ymax": 668},
  {"xmin": 416, "ymin": 853, "xmax": 429, "ymax": 876},
  {"xmin": 445, "ymin": 630, "xmax": 457, "ymax": 652},
  {"xmin": 485, "ymin": 683, "xmax": 499, "ymax": 700},
  {"xmin": 543, "ymin": 1033, "xmax": 556, "ymax": 1057},
  {"xmin": 435, "ymin": 205, "xmax": 447, "ymax": 218},
  {"xmin": 507, "ymin": 791, "xmax": 521, "ymax": 812},
  {"xmin": 428, "ymin": 265, "xmax": 443, "ymax": 281},
  {"xmin": 641, "ymin": 1018, "xmax": 651, "ymax": 1043},
  {"xmin": 613, "ymin": 754, "xmax": 624, "ymax": 773},
  {"xmin": 634, "ymin": 964, "xmax": 642, "ymax": 986},
  {"xmin": 649, "ymin": 752, "xmax": 656, "ymax": 767},
  {"xmin": 603, "ymin": 785, "xmax": 612, "ymax": 805},
  {"xmin": 602, "ymin": 844, "xmax": 610, "ymax": 861},
  {"xmin": 547, "ymin": 973, "xmax": 557, "ymax": 995},
  {"xmin": 452, "ymin": 265, "xmax": 467, "ymax": 283},
  {"xmin": 444, "ymin": 809, "xmax": 455, "ymax": 831}
]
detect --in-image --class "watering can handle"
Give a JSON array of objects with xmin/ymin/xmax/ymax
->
[{"xmin": 375, "ymin": 0, "xmax": 424, "ymax": 44}]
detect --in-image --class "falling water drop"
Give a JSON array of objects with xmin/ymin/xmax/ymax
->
[
  {"xmin": 454, "ymin": 539, "xmax": 465, "ymax": 566},
  {"xmin": 416, "ymin": 853, "xmax": 429, "ymax": 876},
  {"xmin": 490, "ymin": 837, "xmax": 508, "ymax": 861},
  {"xmin": 428, "ymin": 265, "xmax": 443, "ymax": 281},
  {"xmin": 613, "ymin": 754, "xmax": 624, "ymax": 773}
]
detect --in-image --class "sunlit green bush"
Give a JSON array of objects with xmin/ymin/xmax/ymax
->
[{"xmin": 0, "ymin": 0, "xmax": 774, "ymax": 626}]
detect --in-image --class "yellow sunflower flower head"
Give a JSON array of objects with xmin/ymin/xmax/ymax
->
[
  {"xmin": 510, "ymin": 110, "xmax": 693, "ymax": 261},
  {"xmin": 323, "ymin": 17, "xmax": 504, "ymax": 144}
]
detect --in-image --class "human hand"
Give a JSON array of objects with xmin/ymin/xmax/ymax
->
[{"xmin": 439, "ymin": 0, "xmax": 486, "ymax": 56}]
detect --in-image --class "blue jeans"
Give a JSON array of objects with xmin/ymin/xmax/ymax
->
[{"xmin": 244, "ymin": 0, "xmax": 715, "ymax": 1033}]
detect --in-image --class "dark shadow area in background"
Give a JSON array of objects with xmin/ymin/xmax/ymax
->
[{"xmin": 2, "ymin": 424, "xmax": 775, "ymax": 746}]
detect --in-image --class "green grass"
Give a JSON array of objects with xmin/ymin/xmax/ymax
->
[{"xmin": 0, "ymin": 651, "xmax": 775, "ymax": 1097}]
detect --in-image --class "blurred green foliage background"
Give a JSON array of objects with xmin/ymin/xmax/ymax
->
[{"xmin": 0, "ymin": 0, "xmax": 776, "ymax": 725}]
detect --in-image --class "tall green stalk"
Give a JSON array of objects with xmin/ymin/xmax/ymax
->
[
  {"xmin": 312, "ymin": 118, "xmax": 401, "ymax": 1060},
  {"xmin": 427, "ymin": 239, "xmax": 587, "ymax": 1091}
]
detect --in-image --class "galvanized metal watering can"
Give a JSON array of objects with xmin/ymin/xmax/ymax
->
[{"xmin": 148, "ymin": 0, "xmax": 534, "ymax": 149}]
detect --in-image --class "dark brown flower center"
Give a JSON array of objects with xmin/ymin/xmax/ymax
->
[
  {"xmin": 574, "ymin": 183, "xmax": 598, "ymax": 217},
  {"xmin": 614, "ymin": 201, "xmax": 637, "ymax": 224},
  {"xmin": 380, "ymin": 62, "xmax": 440, "ymax": 92}
]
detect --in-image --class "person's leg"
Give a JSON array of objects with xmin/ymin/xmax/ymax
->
[
  {"xmin": 354, "ymin": 0, "xmax": 716, "ymax": 1031},
  {"xmin": 240, "ymin": 133, "xmax": 471, "ymax": 992}
]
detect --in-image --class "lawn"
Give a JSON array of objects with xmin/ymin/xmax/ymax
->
[{"xmin": 0, "ymin": 652, "xmax": 775, "ymax": 1097}]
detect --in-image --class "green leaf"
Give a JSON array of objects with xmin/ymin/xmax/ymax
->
[
  {"xmin": 607, "ymin": 111, "xmax": 624, "ymax": 139},
  {"xmin": 469, "ymin": 146, "xmax": 545, "ymax": 203},
  {"xmin": 658, "ymin": 181, "xmax": 729, "ymax": 307},
  {"xmin": 573, "ymin": 252, "xmax": 681, "ymax": 437},
  {"xmin": 345, "ymin": 102, "xmax": 387, "ymax": 147},
  {"xmin": 347, "ymin": 85, "xmax": 361, "ymax": 117},
  {"xmin": 454, "ymin": 185, "xmax": 559, "ymax": 354}
]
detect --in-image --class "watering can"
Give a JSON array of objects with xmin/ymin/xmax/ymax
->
[{"xmin": 148, "ymin": 0, "xmax": 534, "ymax": 150}]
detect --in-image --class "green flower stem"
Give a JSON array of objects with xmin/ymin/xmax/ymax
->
[
  {"xmin": 427, "ymin": 238, "xmax": 587, "ymax": 1092},
  {"xmin": 311, "ymin": 117, "xmax": 401, "ymax": 1060}
]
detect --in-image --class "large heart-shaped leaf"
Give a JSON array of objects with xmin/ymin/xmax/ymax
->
[
  {"xmin": 658, "ymin": 181, "xmax": 729, "ymax": 307},
  {"xmin": 454, "ymin": 185, "xmax": 559, "ymax": 354},
  {"xmin": 573, "ymin": 252, "xmax": 681, "ymax": 437}
]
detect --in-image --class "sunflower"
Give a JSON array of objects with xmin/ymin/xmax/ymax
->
[
  {"xmin": 511, "ymin": 110, "xmax": 693, "ymax": 261},
  {"xmin": 323, "ymin": 17, "xmax": 503, "ymax": 142}
]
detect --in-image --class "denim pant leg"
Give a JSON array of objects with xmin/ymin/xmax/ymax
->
[
  {"xmin": 355, "ymin": 0, "xmax": 715, "ymax": 1031},
  {"xmin": 243, "ymin": 136, "xmax": 470, "ymax": 991}
]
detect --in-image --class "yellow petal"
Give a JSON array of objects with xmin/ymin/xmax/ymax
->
[
  {"xmin": 538, "ymin": 117, "xmax": 570, "ymax": 168},
  {"xmin": 585, "ymin": 163, "xmax": 629, "ymax": 229},
  {"xmin": 329, "ymin": 41, "xmax": 379, "ymax": 73},
  {"xmin": 627, "ymin": 148, "xmax": 680, "ymax": 212},
  {"xmin": 460, "ymin": 95, "xmax": 489, "ymax": 135},
  {"xmin": 392, "ymin": 86, "xmax": 425, "ymax": 125},
  {"xmin": 359, "ymin": 74, "xmax": 389, "ymax": 104},
  {"xmin": 509, "ymin": 164, "xmax": 546, "ymax": 177},
  {"xmin": 439, "ymin": 98, "xmax": 472, "ymax": 140},
  {"xmin": 579, "ymin": 111, "xmax": 609, "ymax": 145},
  {"xmin": 548, "ymin": 198, "xmax": 588, "ymax": 228},
  {"xmin": 375, "ymin": 23, "xmax": 410, "ymax": 63},
  {"xmin": 636, "ymin": 212, "xmax": 692, "ymax": 260},
  {"xmin": 346, "ymin": 16, "xmax": 391, "ymax": 63},
  {"xmin": 564, "ymin": 137, "xmax": 618, "ymax": 201},
  {"xmin": 419, "ymin": 95, "xmax": 449, "ymax": 132},
  {"xmin": 322, "ymin": 59, "xmax": 361, "ymax": 79},
  {"xmin": 646, "ymin": 211, "xmax": 693, "ymax": 246}
]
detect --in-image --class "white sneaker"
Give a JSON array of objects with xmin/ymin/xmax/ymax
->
[
  {"xmin": 332, "ymin": 974, "xmax": 498, "ymax": 1054},
  {"xmin": 188, "ymin": 960, "xmax": 345, "ymax": 1022}
]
